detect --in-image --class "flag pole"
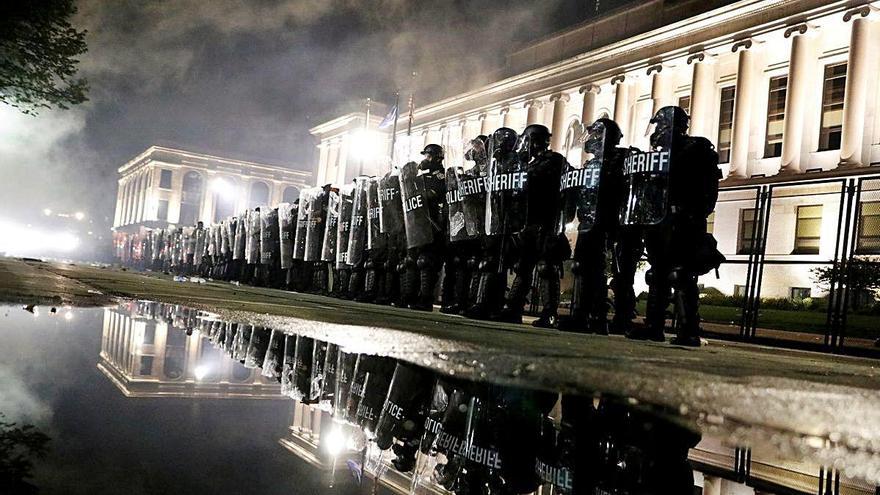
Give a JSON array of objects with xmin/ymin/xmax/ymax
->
[{"xmin": 389, "ymin": 91, "xmax": 400, "ymax": 168}]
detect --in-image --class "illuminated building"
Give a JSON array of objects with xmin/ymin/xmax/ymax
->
[{"xmin": 311, "ymin": 0, "xmax": 880, "ymax": 305}]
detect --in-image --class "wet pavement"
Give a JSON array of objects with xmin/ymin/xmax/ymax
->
[{"xmin": 2, "ymin": 258, "xmax": 880, "ymax": 493}]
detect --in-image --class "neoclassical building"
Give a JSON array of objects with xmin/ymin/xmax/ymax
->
[
  {"xmin": 311, "ymin": 0, "xmax": 880, "ymax": 304},
  {"xmin": 112, "ymin": 146, "xmax": 311, "ymax": 233}
]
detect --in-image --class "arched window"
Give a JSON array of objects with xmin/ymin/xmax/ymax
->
[
  {"xmin": 282, "ymin": 186, "xmax": 299, "ymax": 204},
  {"xmin": 212, "ymin": 176, "xmax": 237, "ymax": 222},
  {"xmin": 179, "ymin": 171, "xmax": 203, "ymax": 226},
  {"xmin": 248, "ymin": 181, "xmax": 270, "ymax": 208}
]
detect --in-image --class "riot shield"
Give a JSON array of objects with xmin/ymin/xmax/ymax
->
[
  {"xmin": 280, "ymin": 334, "xmax": 297, "ymax": 397},
  {"xmin": 559, "ymin": 122, "xmax": 605, "ymax": 239},
  {"xmin": 193, "ymin": 228, "xmax": 205, "ymax": 265},
  {"xmin": 278, "ymin": 202, "xmax": 294, "ymax": 270},
  {"xmin": 246, "ymin": 209, "xmax": 261, "ymax": 264},
  {"xmin": 335, "ymin": 185, "xmax": 354, "ymax": 269},
  {"xmin": 244, "ymin": 326, "xmax": 271, "ymax": 369},
  {"xmin": 261, "ymin": 329, "xmax": 284, "ymax": 380},
  {"xmin": 333, "ymin": 351, "xmax": 358, "ymax": 423},
  {"xmin": 374, "ymin": 363, "xmax": 434, "ymax": 456},
  {"xmin": 304, "ymin": 187, "xmax": 328, "ymax": 262},
  {"xmin": 399, "ymin": 161, "xmax": 435, "ymax": 249},
  {"xmin": 457, "ymin": 165, "xmax": 487, "ymax": 238},
  {"xmin": 347, "ymin": 177, "xmax": 369, "ymax": 266},
  {"xmin": 293, "ymin": 190, "xmax": 311, "ymax": 260},
  {"xmin": 317, "ymin": 343, "xmax": 338, "ymax": 411},
  {"xmin": 379, "ymin": 170, "xmax": 403, "ymax": 235},
  {"xmin": 619, "ymin": 120, "xmax": 673, "ymax": 226},
  {"xmin": 485, "ymin": 146, "xmax": 528, "ymax": 236},
  {"xmin": 445, "ymin": 168, "xmax": 470, "ymax": 242},
  {"xmin": 259, "ymin": 208, "xmax": 277, "ymax": 265},
  {"xmin": 182, "ymin": 227, "xmax": 194, "ymax": 257},
  {"xmin": 226, "ymin": 218, "xmax": 237, "ymax": 258},
  {"xmin": 366, "ymin": 177, "xmax": 384, "ymax": 251},
  {"xmin": 309, "ymin": 339, "xmax": 329, "ymax": 403},
  {"xmin": 290, "ymin": 335, "xmax": 314, "ymax": 403},
  {"xmin": 320, "ymin": 190, "xmax": 340, "ymax": 263},
  {"xmin": 353, "ymin": 357, "xmax": 396, "ymax": 436},
  {"xmin": 233, "ymin": 214, "xmax": 246, "ymax": 260},
  {"xmin": 220, "ymin": 220, "xmax": 230, "ymax": 256}
]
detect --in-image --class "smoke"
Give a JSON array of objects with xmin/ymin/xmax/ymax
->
[{"xmin": 2, "ymin": 0, "xmax": 590, "ymax": 254}]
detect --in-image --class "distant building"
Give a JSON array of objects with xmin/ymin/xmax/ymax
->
[
  {"xmin": 311, "ymin": 0, "xmax": 880, "ymax": 302},
  {"xmin": 112, "ymin": 146, "xmax": 310, "ymax": 232},
  {"xmin": 98, "ymin": 305, "xmax": 282, "ymax": 398}
]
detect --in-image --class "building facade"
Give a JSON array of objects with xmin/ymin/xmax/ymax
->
[
  {"xmin": 113, "ymin": 146, "xmax": 311, "ymax": 233},
  {"xmin": 311, "ymin": 0, "xmax": 880, "ymax": 310}
]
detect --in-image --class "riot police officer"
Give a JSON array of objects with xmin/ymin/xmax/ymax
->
[
  {"xmin": 623, "ymin": 106, "xmax": 722, "ymax": 345},
  {"xmin": 379, "ymin": 168, "xmax": 406, "ymax": 306},
  {"xmin": 400, "ymin": 145, "xmax": 447, "ymax": 311},
  {"xmin": 557, "ymin": 118, "xmax": 636, "ymax": 335},
  {"xmin": 441, "ymin": 154, "xmax": 481, "ymax": 315},
  {"xmin": 497, "ymin": 124, "xmax": 568, "ymax": 326}
]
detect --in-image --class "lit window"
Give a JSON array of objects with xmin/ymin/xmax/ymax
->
[
  {"xmin": 159, "ymin": 169, "xmax": 173, "ymax": 190},
  {"xmin": 139, "ymin": 356, "xmax": 154, "ymax": 375},
  {"xmin": 857, "ymin": 202, "xmax": 880, "ymax": 254},
  {"xmin": 793, "ymin": 205, "xmax": 822, "ymax": 255},
  {"xmin": 737, "ymin": 208, "xmax": 756, "ymax": 255},
  {"xmin": 764, "ymin": 76, "xmax": 787, "ymax": 158},
  {"xmin": 818, "ymin": 63, "xmax": 847, "ymax": 151},
  {"xmin": 706, "ymin": 211, "xmax": 715, "ymax": 234},
  {"xmin": 717, "ymin": 86, "xmax": 736, "ymax": 163},
  {"xmin": 790, "ymin": 287, "xmax": 811, "ymax": 301}
]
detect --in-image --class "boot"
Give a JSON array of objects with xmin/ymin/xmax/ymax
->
[
  {"xmin": 532, "ymin": 264, "xmax": 560, "ymax": 329},
  {"xmin": 439, "ymin": 259, "xmax": 458, "ymax": 314}
]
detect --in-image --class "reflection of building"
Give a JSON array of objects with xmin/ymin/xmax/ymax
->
[
  {"xmin": 98, "ymin": 307, "xmax": 282, "ymax": 398},
  {"xmin": 313, "ymin": 0, "xmax": 880, "ymax": 302},
  {"xmin": 112, "ymin": 146, "xmax": 310, "ymax": 233}
]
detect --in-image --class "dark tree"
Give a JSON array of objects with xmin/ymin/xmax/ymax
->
[
  {"xmin": 812, "ymin": 258, "xmax": 880, "ymax": 310},
  {"xmin": 0, "ymin": 414, "xmax": 51, "ymax": 493},
  {"xmin": 0, "ymin": 0, "xmax": 88, "ymax": 114}
]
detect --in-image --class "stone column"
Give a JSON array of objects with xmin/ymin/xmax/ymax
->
[
  {"xmin": 580, "ymin": 84, "xmax": 600, "ymax": 162},
  {"xmin": 114, "ymin": 180, "xmax": 125, "ymax": 227},
  {"xmin": 702, "ymin": 475, "xmax": 722, "ymax": 495},
  {"xmin": 316, "ymin": 143, "xmax": 329, "ymax": 185},
  {"xmin": 649, "ymin": 66, "xmax": 674, "ymax": 116},
  {"xmin": 728, "ymin": 39, "xmax": 757, "ymax": 179},
  {"xmin": 549, "ymin": 93, "xmax": 570, "ymax": 152},
  {"xmin": 688, "ymin": 53, "xmax": 715, "ymax": 138},
  {"xmin": 501, "ymin": 106, "xmax": 512, "ymax": 128},
  {"xmin": 778, "ymin": 24, "xmax": 815, "ymax": 175},
  {"xmin": 612, "ymin": 76, "xmax": 630, "ymax": 145},
  {"xmin": 525, "ymin": 99, "xmax": 544, "ymax": 126},
  {"xmin": 839, "ymin": 8, "xmax": 874, "ymax": 167},
  {"xmin": 478, "ymin": 113, "xmax": 490, "ymax": 136}
]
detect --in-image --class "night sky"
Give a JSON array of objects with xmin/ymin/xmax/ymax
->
[{"xmin": 1, "ymin": 0, "xmax": 632, "ymax": 244}]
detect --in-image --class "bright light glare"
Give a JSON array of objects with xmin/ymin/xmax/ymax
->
[
  {"xmin": 74, "ymin": 211, "xmax": 85, "ymax": 221},
  {"xmin": 64, "ymin": 311, "xmax": 74, "ymax": 321},
  {"xmin": 351, "ymin": 129, "xmax": 385, "ymax": 161},
  {"xmin": 194, "ymin": 364, "xmax": 210, "ymax": 380},
  {"xmin": 43, "ymin": 208, "xmax": 52, "ymax": 216},
  {"xmin": 325, "ymin": 427, "xmax": 347, "ymax": 456},
  {"xmin": 211, "ymin": 178, "xmax": 236, "ymax": 198},
  {"xmin": 0, "ymin": 219, "xmax": 80, "ymax": 256}
]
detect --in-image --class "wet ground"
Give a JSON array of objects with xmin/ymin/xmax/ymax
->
[{"xmin": 1, "ymin": 258, "xmax": 880, "ymax": 493}]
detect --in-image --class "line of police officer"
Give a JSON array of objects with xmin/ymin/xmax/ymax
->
[
  {"xmin": 133, "ymin": 300, "xmax": 702, "ymax": 494},
  {"xmin": 131, "ymin": 105, "xmax": 723, "ymax": 347}
]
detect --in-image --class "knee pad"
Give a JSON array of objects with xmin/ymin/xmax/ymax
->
[
  {"xmin": 467, "ymin": 257, "xmax": 479, "ymax": 270},
  {"xmin": 478, "ymin": 260, "xmax": 493, "ymax": 272},
  {"xmin": 364, "ymin": 260, "xmax": 374, "ymax": 270},
  {"xmin": 384, "ymin": 260, "xmax": 394, "ymax": 271},
  {"xmin": 416, "ymin": 254, "xmax": 431, "ymax": 270},
  {"xmin": 570, "ymin": 261, "xmax": 582, "ymax": 275},
  {"xmin": 669, "ymin": 266, "xmax": 696, "ymax": 285}
]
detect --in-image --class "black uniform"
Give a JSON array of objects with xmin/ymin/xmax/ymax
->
[
  {"xmin": 498, "ymin": 125, "xmax": 568, "ymax": 325},
  {"xmin": 624, "ymin": 106, "xmax": 723, "ymax": 345}
]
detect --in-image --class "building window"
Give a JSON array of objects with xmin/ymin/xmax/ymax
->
[
  {"xmin": 793, "ymin": 205, "xmax": 822, "ymax": 255},
  {"xmin": 143, "ymin": 324, "xmax": 155, "ymax": 345},
  {"xmin": 678, "ymin": 95, "xmax": 691, "ymax": 116},
  {"xmin": 157, "ymin": 200, "xmax": 169, "ymax": 221},
  {"xmin": 818, "ymin": 63, "xmax": 847, "ymax": 151},
  {"xmin": 764, "ymin": 76, "xmax": 787, "ymax": 158},
  {"xmin": 733, "ymin": 285, "xmax": 747, "ymax": 298},
  {"xmin": 139, "ymin": 356, "xmax": 154, "ymax": 375},
  {"xmin": 717, "ymin": 86, "xmax": 736, "ymax": 163},
  {"xmin": 737, "ymin": 208, "xmax": 756, "ymax": 255},
  {"xmin": 179, "ymin": 171, "xmax": 203, "ymax": 226},
  {"xmin": 706, "ymin": 211, "xmax": 715, "ymax": 235},
  {"xmin": 857, "ymin": 201, "xmax": 880, "ymax": 254},
  {"xmin": 159, "ymin": 169, "xmax": 173, "ymax": 190},
  {"xmin": 248, "ymin": 182, "xmax": 270, "ymax": 209},
  {"xmin": 790, "ymin": 287, "xmax": 812, "ymax": 301}
]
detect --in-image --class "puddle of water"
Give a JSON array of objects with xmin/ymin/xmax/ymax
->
[{"xmin": 1, "ymin": 300, "xmax": 878, "ymax": 494}]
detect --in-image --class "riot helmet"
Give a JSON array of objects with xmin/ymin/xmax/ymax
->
[
  {"xmin": 491, "ymin": 127, "xmax": 518, "ymax": 157},
  {"xmin": 517, "ymin": 124, "xmax": 552, "ymax": 162},
  {"xmin": 420, "ymin": 144, "xmax": 445, "ymax": 161},
  {"xmin": 648, "ymin": 106, "xmax": 688, "ymax": 150},
  {"xmin": 464, "ymin": 135, "xmax": 488, "ymax": 164},
  {"xmin": 585, "ymin": 118, "xmax": 623, "ymax": 155}
]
